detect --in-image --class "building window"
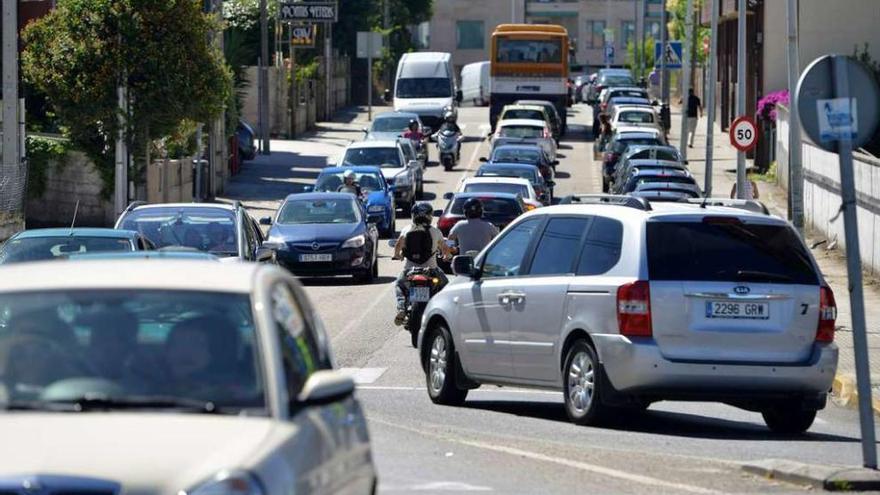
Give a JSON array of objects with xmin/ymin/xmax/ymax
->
[
  {"xmin": 621, "ymin": 21, "xmax": 635, "ymax": 48},
  {"xmin": 585, "ymin": 20, "xmax": 606, "ymax": 48},
  {"xmin": 646, "ymin": 20, "xmax": 661, "ymax": 40},
  {"xmin": 456, "ymin": 20, "xmax": 484, "ymax": 50}
]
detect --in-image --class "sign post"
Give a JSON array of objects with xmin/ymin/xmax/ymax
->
[
  {"xmin": 357, "ymin": 31, "xmax": 384, "ymax": 121},
  {"xmin": 797, "ymin": 54, "xmax": 880, "ymax": 469},
  {"xmin": 654, "ymin": 41, "xmax": 683, "ymax": 69}
]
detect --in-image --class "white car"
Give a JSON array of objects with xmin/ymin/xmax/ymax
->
[
  {"xmin": 610, "ymin": 105, "xmax": 662, "ymax": 132},
  {"xmin": 492, "ymin": 119, "xmax": 557, "ymax": 163},
  {"xmin": 341, "ymin": 139, "xmax": 420, "ymax": 212},
  {"xmin": 457, "ymin": 177, "xmax": 542, "ymax": 210},
  {"xmin": 0, "ymin": 259, "xmax": 377, "ymax": 494}
]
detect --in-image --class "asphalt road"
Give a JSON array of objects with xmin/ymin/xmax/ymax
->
[{"xmin": 224, "ymin": 104, "xmax": 871, "ymax": 494}]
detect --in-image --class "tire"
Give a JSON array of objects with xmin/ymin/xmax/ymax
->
[
  {"xmin": 371, "ymin": 254, "xmax": 379, "ymax": 278},
  {"xmin": 762, "ymin": 405, "xmax": 817, "ymax": 435},
  {"xmin": 408, "ymin": 303, "xmax": 424, "ymax": 348},
  {"xmin": 416, "ymin": 179, "xmax": 424, "ymax": 199},
  {"xmin": 602, "ymin": 177, "xmax": 609, "ymax": 193},
  {"xmin": 425, "ymin": 324, "xmax": 468, "ymax": 405},
  {"xmin": 562, "ymin": 340, "xmax": 606, "ymax": 425}
]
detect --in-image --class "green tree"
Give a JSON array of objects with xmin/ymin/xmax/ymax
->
[{"xmin": 22, "ymin": 0, "xmax": 232, "ymax": 196}]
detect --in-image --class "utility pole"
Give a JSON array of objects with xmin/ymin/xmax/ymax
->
[
  {"xmin": 384, "ymin": 0, "xmax": 391, "ymax": 90},
  {"xmin": 1, "ymin": 0, "xmax": 24, "ymax": 237},
  {"xmin": 704, "ymin": 0, "xmax": 719, "ymax": 197},
  {"xmin": 605, "ymin": 0, "xmax": 611, "ymax": 69},
  {"xmin": 786, "ymin": 0, "xmax": 804, "ymax": 233},
  {"xmin": 734, "ymin": 0, "xmax": 747, "ymax": 197},
  {"xmin": 114, "ymin": 85, "xmax": 129, "ymax": 216},
  {"xmin": 633, "ymin": 0, "xmax": 639, "ymax": 79},
  {"xmin": 259, "ymin": 0, "xmax": 270, "ymax": 154},
  {"xmin": 660, "ymin": 2, "xmax": 669, "ymax": 106},
  {"xmin": 678, "ymin": 0, "xmax": 694, "ymax": 160},
  {"xmin": 325, "ymin": 22, "xmax": 333, "ymax": 120}
]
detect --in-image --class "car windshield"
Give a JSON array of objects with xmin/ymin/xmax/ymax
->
[
  {"xmin": 118, "ymin": 208, "xmax": 238, "ymax": 256},
  {"xmin": 613, "ymin": 138, "xmax": 662, "ymax": 153},
  {"xmin": 343, "ymin": 148, "xmax": 402, "ymax": 168},
  {"xmin": 371, "ymin": 117, "xmax": 412, "ymax": 133},
  {"xmin": 0, "ymin": 290, "xmax": 264, "ymax": 413},
  {"xmin": 450, "ymin": 197, "xmax": 521, "ymax": 218},
  {"xmin": 395, "ymin": 78, "xmax": 451, "ymax": 98},
  {"xmin": 478, "ymin": 168, "xmax": 536, "ymax": 181},
  {"xmin": 463, "ymin": 183, "xmax": 529, "ymax": 196},
  {"xmin": 647, "ymin": 222, "xmax": 819, "ymax": 284},
  {"xmin": 619, "ymin": 111, "xmax": 655, "ymax": 123},
  {"xmin": 600, "ymin": 75, "xmax": 635, "ymax": 86},
  {"xmin": 277, "ymin": 198, "xmax": 360, "ymax": 225},
  {"xmin": 499, "ymin": 125, "xmax": 543, "ymax": 139},
  {"xmin": 636, "ymin": 176, "xmax": 695, "ymax": 186},
  {"xmin": 491, "ymin": 148, "xmax": 541, "ymax": 163},
  {"xmin": 610, "ymin": 90, "xmax": 647, "ymax": 99},
  {"xmin": 315, "ymin": 172, "xmax": 384, "ymax": 192},
  {"xmin": 0, "ymin": 236, "xmax": 133, "ymax": 264},
  {"xmin": 502, "ymin": 109, "xmax": 544, "ymax": 121}
]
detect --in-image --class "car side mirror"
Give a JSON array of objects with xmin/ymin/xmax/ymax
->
[
  {"xmin": 383, "ymin": 89, "xmax": 392, "ymax": 102},
  {"xmin": 443, "ymin": 192, "xmax": 453, "ymax": 200},
  {"xmin": 259, "ymin": 216, "xmax": 272, "ymax": 226},
  {"xmin": 408, "ymin": 159, "xmax": 419, "ymax": 169},
  {"xmin": 433, "ymin": 209, "xmax": 444, "ymax": 217},
  {"xmin": 452, "ymin": 255, "xmax": 477, "ymax": 278},
  {"xmin": 479, "ymin": 157, "xmax": 488, "ymax": 162},
  {"xmin": 547, "ymin": 180, "xmax": 556, "ymax": 187},
  {"xmin": 455, "ymin": 90, "xmax": 463, "ymax": 103},
  {"xmin": 255, "ymin": 246, "xmax": 275, "ymax": 263},
  {"xmin": 296, "ymin": 370, "xmax": 355, "ymax": 407},
  {"xmin": 301, "ymin": 185, "xmax": 314, "ymax": 193},
  {"xmin": 651, "ymin": 100, "xmax": 660, "ymax": 106}
]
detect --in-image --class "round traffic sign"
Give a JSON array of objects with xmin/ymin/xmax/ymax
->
[{"xmin": 729, "ymin": 115, "xmax": 758, "ymax": 152}]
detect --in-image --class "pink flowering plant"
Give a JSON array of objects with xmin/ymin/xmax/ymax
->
[{"xmin": 756, "ymin": 89, "xmax": 790, "ymax": 121}]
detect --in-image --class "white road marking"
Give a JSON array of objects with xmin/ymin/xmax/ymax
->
[
  {"xmin": 370, "ymin": 418, "xmax": 723, "ymax": 495},
  {"xmin": 339, "ymin": 367, "xmax": 387, "ymax": 384},
  {"xmin": 331, "ymin": 285, "xmax": 390, "ymax": 345},
  {"xmin": 456, "ymin": 133, "xmax": 488, "ymax": 185}
]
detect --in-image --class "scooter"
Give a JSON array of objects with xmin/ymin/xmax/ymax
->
[
  {"xmin": 401, "ymin": 267, "xmax": 445, "ymax": 348},
  {"xmin": 437, "ymin": 129, "xmax": 462, "ymax": 171}
]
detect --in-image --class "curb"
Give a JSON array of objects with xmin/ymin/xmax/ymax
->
[
  {"xmin": 742, "ymin": 459, "xmax": 880, "ymax": 491},
  {"xmin": 832, "ymin": 373, "xmax": 880, "ymax": 415}
]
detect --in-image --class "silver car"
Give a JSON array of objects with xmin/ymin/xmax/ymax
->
[
  {"xmin": 0, "ymin": 259, "xmax": 376, "ymax": 494},
  {"xmin": 418, "ymin": 197, "xmax": 838, "ymax": 434}
]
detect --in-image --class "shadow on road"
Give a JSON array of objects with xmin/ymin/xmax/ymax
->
[
  {"xmin": 299, "ymin": 275, "xmax": 396, "ymax": 287},
  {"xmin": 225, "ymin": 151, "xmax": 328, "ymax": 202}
]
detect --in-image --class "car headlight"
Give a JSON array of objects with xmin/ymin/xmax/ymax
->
[
  {"xmin": 266, "ymin": 237, "xmax": 287, "ymax": 248},
  {"xmin": 395, "ymin": 174, "xmax": 412, "ymax": 186},
  {"xmin": 342, "ymin": 234, "xmax": 366, "ymax": 249},
  {"xmin": 182, "ymin": 470, "xmax": 265, "ymax": 495},
  {"xmin": 367, "ymin": 204, "xmax": 386, "ymax": 213}
]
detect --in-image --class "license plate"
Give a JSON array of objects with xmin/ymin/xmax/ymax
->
[
  {"xmin": 299, "ymin": 253, "xmax": 332, "ymax": 262},
  {"xmin": 410, "ymin": 286, "xmax": 431, "ymax": 302},
  {"xmin": 705, "ymin": 301, "xmax": 770, "ymax": 319}
]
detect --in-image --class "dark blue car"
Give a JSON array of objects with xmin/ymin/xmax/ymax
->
[
  {"xmin": 311, "ymin": 166, "xmax": 396, "ymax": 237},
  {"xmin": 261, "ymin": 193, "xmax": 379, "ymax": 283}
]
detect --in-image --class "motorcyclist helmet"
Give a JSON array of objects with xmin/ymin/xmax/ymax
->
[
  {"xmin": 411, "ymin": 202, "xmax": 433, "ymax": 227},
  {"xmin": 408, "ymin": 119, "xmax": 419, "ymax": 131},
  {"xmin": 443, "ymin": 111, "xmax": 456, "ymax": 123},
  {"xmin": 463, "ymin": 198, "xmax": 483, "ymax": 219},
  {"xmin": 343, "ymin": 169, "xmax": 356, "ymax": 181}
]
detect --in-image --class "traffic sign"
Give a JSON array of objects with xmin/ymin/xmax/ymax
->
[
  {"xmin": 654, "ymin": 41, "xmax": 683, "ymax": 69},
  {"xmin": 729, "ymin": 115, "xmax": 758, "ymax": 152},
  {"xmin": 291, "ymin": 24, "xmax": 317, "ymax": 47},
  {"xmin": 796, "ymin": 55, "xmax": 880, "ymax": 152},
  {"xmin": 356, "ymin": 31, "xmax": 383, "ymax": 59},
  {"xmin": 279, "ymin": 1, "xmax": 338, "ymax": 23},
  {"xmin": 604, "ymin": 43, "xmax": 615, "ymax": 64}
]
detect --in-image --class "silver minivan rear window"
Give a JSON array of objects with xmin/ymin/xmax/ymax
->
[{"xmin": 646, "ymin": 220, "xmax": 819, "ymax": 284}]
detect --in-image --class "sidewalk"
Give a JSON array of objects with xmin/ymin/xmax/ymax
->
[{"xmin": 668, "ymin": 105, "xmax": 880, "ymax": 408}]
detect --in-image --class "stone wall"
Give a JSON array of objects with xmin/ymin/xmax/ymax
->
[{"xmin": 26, "ymin": 150, "xmax": 115, "ymax": 227}]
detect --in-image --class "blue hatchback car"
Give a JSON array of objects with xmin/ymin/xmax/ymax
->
[
  {"xmin": 260, "ymin": 193, "xmax": 380, "ymax": 283},
  {"xmin": 311, "ymin": 166, "xmax": 396, "ymax": 237}
]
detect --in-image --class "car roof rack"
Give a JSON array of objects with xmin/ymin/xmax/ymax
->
[
  {"xmin": 559, "ymin": 194, "xmax": 652, "ymax": 211},
  {"xmin": 679, "ymin": 198, "xmax": 770, "ymax": 215}
]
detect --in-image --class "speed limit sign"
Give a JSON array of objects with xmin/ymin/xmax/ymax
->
[{"xmin": 729, "ymin": 115, "xmax": 758, "ymax": 152}]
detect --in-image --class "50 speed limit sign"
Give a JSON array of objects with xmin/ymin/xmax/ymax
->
[{"xmin": 729, "ymin": 115, "xmax": 758, "ymax": 152}]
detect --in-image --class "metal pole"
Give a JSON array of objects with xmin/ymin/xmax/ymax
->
[
  {"xmin": 259, "ymin": 0, "xmax": 270, "ymax": 154},
  {"xmin": 367, "ymin": 35, "xmax": 373, "ymax": 121},
  {"xmin": 734, "ymin": 0, "xmax": 747, "ymax": 198},
  {"xmin": 831, "ymin": 54, "xmax": 877, "ymax": 469},
  {"xmin": 2, "ymin": 0, "xmax": 22, "ymax": 230},
  {"xmin": 606, "ymin": 0, "xmax": 611, "ymax": 69},
  {"xmin": 660, "ymin": 2, "xmax": 669, "ymax": 105},
  {"xmin": 511, "ymin": 0, "xmax": 515, "ymax": 23},
  {"xmin": 384, "ymin": 0, "xmax": 391, "ymax": 89},
  {"xmin": 114, "ymin": 86, "xmax": 128, "ymax": 215},
  {"xmin": 704, "ymin": 0, "xmax": 719, "ymax": 197},
  {"xmin": 633, "ymin": 0, "xmax": 639, "ymax": 79},
  {"xmin": 678, "ymin": 0, "xmax": 694, "ymax": 160},
  {"xmin": 325, "ymin": 22, "xmax": 333, "ymax": 120},
  {"xmin": 786, "ymin": 0, "xmax": 804, "ymax": 233}
]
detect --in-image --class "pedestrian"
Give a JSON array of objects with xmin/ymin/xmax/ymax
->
[
  {"xmin": 729, "ymin": 169, "xmax": 760, "ymax": 199},
  {"xmin": 595, "ymin": 113, "xmax": 613, "ymax": 160},
  {"xmin": 682, "ymin": 88, "xmax": 702, "ymax": 148}
]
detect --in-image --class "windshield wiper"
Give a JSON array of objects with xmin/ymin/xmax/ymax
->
[
  {"xmin": 6, "ymin": 395, "xmax": 221, "ymax": 414},
  {"xmin": 714, "ymin": 269, "xmax": 794, "ymax": 283}
]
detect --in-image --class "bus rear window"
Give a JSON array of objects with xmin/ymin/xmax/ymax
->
[{"xmin": 496, "ymin": 38, "xmax": 562, "ymax": 63}]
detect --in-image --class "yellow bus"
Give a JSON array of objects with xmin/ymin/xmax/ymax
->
[{"xmin": 490, "ymin": 24, "xmax": 570, "ymax": 131}]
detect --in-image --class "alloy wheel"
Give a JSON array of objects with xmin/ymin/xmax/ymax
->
[
  {"xmin": 429, "ymin": 333, "xmax": 448, "ymax": 394},
  {"xmin": 567, "ymin": 351, "xmax": 595, "ymax": 414}
]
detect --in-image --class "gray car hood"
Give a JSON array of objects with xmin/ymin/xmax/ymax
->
[{"xmin": 0, "ymin": 413, "xmax": 291, "ymax": 494}]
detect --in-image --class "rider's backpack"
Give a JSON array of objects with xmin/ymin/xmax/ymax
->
[{"xmin": 403, "ymin": 228, "xmax": 433, "ymax": 264}]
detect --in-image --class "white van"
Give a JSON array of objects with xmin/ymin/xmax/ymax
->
[
  {"xmin": 460, "ymin": 61, "xmax": 490, "ymax": 106},
  {"xmin": 390, "ymin": 52, "xmax": 461, "ymax": 132}
]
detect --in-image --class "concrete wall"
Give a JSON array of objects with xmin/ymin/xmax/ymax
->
[
  {"xmin": 146, "ymin": 158, "xmax": 194, "ymax": 205},
  {"xmin": 776, "ymin": 106, "xmax": 880, "ymax": 276},
  {"xmin": 26, "ymin": 151, "xmax": 115, "ymax": 227}
]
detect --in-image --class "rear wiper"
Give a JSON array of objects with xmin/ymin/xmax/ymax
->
[
  {"xmin": 714, "ymin": 269, "xmax": 794, "ymax": 283},
  {"xmin": 6, "ymin": 395, "xmax": 221, "ymax": 414}
]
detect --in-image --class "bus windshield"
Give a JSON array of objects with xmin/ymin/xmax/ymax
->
[{"xmin": 495, "ymin": 38, "xmax": 563, "ymax": 64}]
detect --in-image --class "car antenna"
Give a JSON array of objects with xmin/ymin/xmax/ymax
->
[
  {"xmin": 699, "ymin": 194, "xmax": 709, "ymax": 209},
  {"xmin": 69, "ymin": 200, "xmax": 80, "ymax": 234}
]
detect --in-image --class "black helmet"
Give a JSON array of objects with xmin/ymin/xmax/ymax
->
[
  {"xmin": 411, "ymin": 202, "xmax": 433, "ymax": 226},
  {"xmin": 463, "ymin": 198, "xmax": 483, "ymax": 219},
  {"xmin": 408, "ymin": 119, "xmax": 418, "ymax": 130}
]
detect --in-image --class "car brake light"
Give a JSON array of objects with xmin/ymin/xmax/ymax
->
[
  {"xmin": 817, "ymin": 285, "xmax": 837, "ymax": 342},
  {"xmin": 617, "ymin": 281, "xmax": 652, "ymax": 337},
  {"xmin": 437, "ymin": 216, "xmax": 458, "ymax": 233},
  {"xmin": 525, "ymin": 204, "xmax": 537, "ymax": 211},
  {"xmin": 410, "ymin": 274, "xmax": 429, "ymax": 282}
]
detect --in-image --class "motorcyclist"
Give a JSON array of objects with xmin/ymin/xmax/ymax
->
[
  {"xmin": 392, "ymin": 202, "xmax": 452, "ymax": 326},
  {"xmin": 402, "ymin": 119, "xmax": 425, "ymax": 143},
  {"xmin": 437, "ymin": 111, "xmax": 462, "ymax": 160},
  {"xmin": 448, "ymin": 198, "xmax": 499, "ymax": 256},
  {"xmin": 337, "ymin": 169, "xmax": 362, "ymax": 197}
]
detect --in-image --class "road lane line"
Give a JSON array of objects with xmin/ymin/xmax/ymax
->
[
  {"xmin": 456, "ymin": 132, "xmax": 488, "ymax": 186},
  {"xmin": 339, "ymin": 367, "xmax": 387, "ymax": 384},
  {"xmin": 369, "ymin": 417, "xmax": 723, "ymax": 495},
  {"xmin": 331, "ymin": 284, "xmax": 391, "ymax": 345}
]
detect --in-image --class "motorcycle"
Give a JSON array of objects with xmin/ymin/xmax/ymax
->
[
  {"xmin": 436, "ymin": 129, "xmax": 461, "ymax": 171},
  {"xmin": 401, "ymin": 266, "xmax": 445, "ymax": 348}
]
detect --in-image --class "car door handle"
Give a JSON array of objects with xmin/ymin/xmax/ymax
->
[{"xmin": 498, "ymin": 291, "xmax": 526, "ymax": 305}]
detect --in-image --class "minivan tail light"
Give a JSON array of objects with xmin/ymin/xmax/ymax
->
[
  {"xmin": 617, "ymin": 281, "xmax": 652, "ymax": 337},
  {"xmin": 817, "ymin": 285, "xmax": 837, "ymax": 342}
]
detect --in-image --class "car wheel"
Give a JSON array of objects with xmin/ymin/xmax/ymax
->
[
  {"xmin": 762, "ymin": 405, "xmax": 817, "ymax": 435},
  {"xmin": 563, "ymin": 340, "xmax": 606, "ymax": 425},
  {"xmin": 425, "ymin": 324, "xmax": 468, "ymax": 405},
  {"xmin": 416, "ymin": 179, "xmax": 424, "ymax": 199}
]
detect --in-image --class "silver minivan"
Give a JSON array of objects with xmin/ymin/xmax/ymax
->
[{"xmin": 418, "ymin": 197, "xmax": 838, "ymax": 434}]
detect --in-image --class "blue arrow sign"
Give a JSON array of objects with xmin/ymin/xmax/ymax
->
[{"xmin": 654, "ymin": 41, "xmax": 683, "ymax": 69}]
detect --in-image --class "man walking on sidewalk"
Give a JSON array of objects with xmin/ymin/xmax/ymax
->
[{"xmin": 685, "ymin": 88, "xmax": 702, "ymax": 148}]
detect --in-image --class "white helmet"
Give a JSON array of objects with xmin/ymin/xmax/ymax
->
[
  {"xmin": 343, "ymin": 169, "xmax": 356, "ymax": 180},
  {"xmin": 443, "ymin": 111, "xmax": 455, "ymax": 122}
]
